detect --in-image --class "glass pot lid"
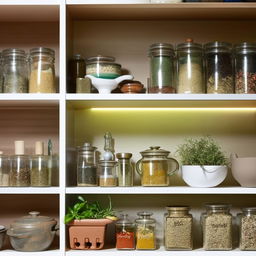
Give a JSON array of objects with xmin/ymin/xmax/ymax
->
[
  {"xmin": 136, "ymin": 211, "xmax": 155, "ymax": 224},
  {"xmin": 77, "ymin": 142, "xmax": 97, "ymax": 153},
  {"xmin": 86, "ymin": 55, "xmax": 116, "ymax": 64},
  {"xmin": 116, "ymin": 214, "xmax": 133, "ymax": 225},
  {"xmin": 242, "ymin": 207, "xmax": 256, "ymax": 215},
  {"xmin": 139, "ymin": 146, "xmax": 170, "ymax": 157}
]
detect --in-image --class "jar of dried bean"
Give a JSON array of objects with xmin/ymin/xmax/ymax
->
[{"xmin": 234, "ymin": 43, "xmax": 256, "ymax": 94}]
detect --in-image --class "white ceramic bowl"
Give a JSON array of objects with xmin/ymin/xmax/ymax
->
[{"xmin": 181, "ymin": 165, "xmax": 228, "ymax": 188}]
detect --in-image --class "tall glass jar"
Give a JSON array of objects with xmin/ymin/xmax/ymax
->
[
  {"xmin": 201, "ymin": 204, "xmax": 232, "ymax": 250},
  {"xmin": 2, "ymin": 48, "xmax": 28, "ymax": 93},
  {"xmin": 116, "ymin": 214, "xmax": 135, "ymax": 250},
  {"xmin": 148, "ymin": 43, "xmax": 175, "ymax": 93},
  {"xmin": 135, "ymin": 212, "xmax": 156, "ymax": 250},
  {"xmin": 238, "ymin": 207, "xmax": 256, "ymax": 250},
  {"xmin": 0, "ymin": 151, "xmax": 9, "ymax": 186},
  {"xmin": 0, "ymin": 52, "xmax": 3, "ymax": 93},
  {"xmin": 164, "ymin": 206, "xmax": 193, "ymax": 250},
  {"xmin": 77, "ymin": 142, "xmax": 97, "ymax": 186},
  {"xmin": 29, "ymin": 47, "xmax": 56, "ymax": 93},
  {"xmin": 205, "ymin": 41, "xmax": 234, "ymax": 94},
  {"xmin": 234, "ymin": 43, "xmax": 256, "ymax": 94},
  {"xmin": 116, "ymin": 153, "xmax": 133, "ymax": 186},
  {"xmin": 177, "ymin": 39, "xmax": 204, "ymax": 93},
  {"xmin": 98, "ymin": 160, "xmax": 117, "ymax": 187},
  {"xmin": 9, "ymin": 141, "xmax": 30, "ymax": 187}
]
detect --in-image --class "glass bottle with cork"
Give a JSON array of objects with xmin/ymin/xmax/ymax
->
[
  {"xmin": 0, "ymin": 151, "xmax": 9, "ymax": 186},
  {"xmin": 116, "ymin": 153, "xmax": 133, "ymax": 186}
]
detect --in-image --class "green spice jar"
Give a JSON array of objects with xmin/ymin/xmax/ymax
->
[{"xmin": 148, "ymin": 43, "xmax": 175, "ymax": 93}]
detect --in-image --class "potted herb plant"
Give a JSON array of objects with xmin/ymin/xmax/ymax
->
[
  {"xmin": 65, "ymin": 196, "xmax": 117, "ymax": 250},
  {"xmin": 176, "ymin": 136, "xmax": 228, "ymax": 188}
]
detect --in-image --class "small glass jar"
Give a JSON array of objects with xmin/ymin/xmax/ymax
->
[
  {"xmin": 9, "ymin": 141, "xmax": 30, "ymax": 187},
  {"xmin": 116, "ymin": 153, "xmax": 133, "ymax": 187},
  {"xmin": 148, "ymin": 43, "xmax": 175, "ymax": 93},
  {"xmin": 2, "ymin": 48, "xmax": 28, "ymax": 93},
  {"xmin": 205, "ymin": 42, "xmax": 234, "ymax": 94},
  {"xmin": 77, "ymin": 142, "xmax": 97, "ymax": 186},
  {"xmin": 234, "ymin": 43, "xmax": 256, "ymax": 94},
  {"xmin": 0, "ymin": 151, "xmax": 9, "ymax": 186},
  {"xmin": 116, "ymin": 214, "xmax": 135, "ymax": 250},
  {"xmin": 238, "ymin": 207, "xmax": 256, "ymax": 250},
  {"xmin": 86, "ymin": 56, "xmax": 121, "ymax": 79},
  {"xmin": 164, "ymin": 206, "xmax": 193, "ymax": 250},
  {"xmin": 29, "ymin": 47, "xmax": 56, "ymax": 93},
  {"xmin": 98, "ymin": 160, "xmax": 117, "ymax": 187},
  {"xmin": 201, "ymin": 204, "xmax": 232, "ymax": 250},
  {"xmin": 177, "ymin": 39, "xmax": 204, "ymax": 93},
  {"xmin": 135, "ymin": 212, "xmax": 156, "ymax": 250},
  {"xmin": 119, "ymin": 80, "xmax": 144, "ymax": 94}
]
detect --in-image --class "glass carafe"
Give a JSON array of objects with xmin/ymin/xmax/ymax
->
[
  {"xmin": 0, "ymin": 151, "xmax": 9, "ymax": 186},
  {"xmin": 98, "ymin": 160, "xmax": 117, "ymax": 187}
]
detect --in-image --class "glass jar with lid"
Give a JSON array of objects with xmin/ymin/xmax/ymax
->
[
  {"xmin": 98, "ymin": 160, "xmax": 117, "ymax": 187},
  {"xmin": 116, "ymin": 214, "xmax": 135, "ymax": 250},
  {"xmin": 234, "ymin": 43, "xmax": 256, "ymax": 93},
  {"xmin": 205, "ymin": 41, "xmax": 234, "ymax": 94},
  {"xmin": 177, "ymin": 39, "xmax": 204, "ymax": 93},
  {"xmin": 0, "ymin": 151, "xmax": 9, "ymax": 186},
  {"xmin": 116, "ymin": 153, "xmax": 133, "ymax": 187},
  {"xmin": 29, "ymin": 47, "xmax": 56, "ymax": 93},
  {"xmin": 136, "ymin": 146, "xmax": 179, "ymax": 186},
  {"xmin": 2, "ymin": 48, "xmax": 28, "ymax": 93},
  {"xmin": 148, "ymin": 43, "xmax": 175, "ymax": 93},
  {"xmin": 238, "ymin": 207, "xmax": 256, "ymax": 250},
  {"xmin": 86, "ymin": 55, "xmax": 121, "ymax": 79},
  {"xmin": 164, "ymin": 206, "xmax": 193, "ymax": 250},
  {"xmin": 135, "ymin": 211, "xmax": 156, "ymax": 250},
  {"xmin": 0, "ymin": 52, "xmax": 3, "ymax": 93},
  {"xmin": 201, "ymin": 204, "xmax": 232, "ymax": 250},
  {"xmin": 77, "ymin": 142, "xmax": 97, "ymax": 186}
]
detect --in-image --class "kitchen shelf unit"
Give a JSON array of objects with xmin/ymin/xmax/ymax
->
[{"xmin": 0, "ymin": 249, "xmax": 61, "ymax": 256}]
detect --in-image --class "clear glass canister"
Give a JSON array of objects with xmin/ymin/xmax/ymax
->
[
  {"xmin": 9, "ymin": 141, "xmax": 30, "ymax": 187},
  {"xmin": 98, "ymin": 160, "xmax": 117, "ymax": 187},
  {"xmin": 164, "ymin": 206, "xmax": 193, "ymax": 250},
  {"xmin": 2, "ymin": 48, "xmax": 28, "ymax": 93},
  {"xmin": 177, "ymin": 39, "xmax": 204, "ymax": 93},
  {"xmin": 116, "ymin": 214, "xmax": 135, "ymax": 250},
  {"xmin": 205, "ymin": 41, "xmax": 234, "ymax": 94},
  {"xmin": 77, "ymin": 142, "xmax": 97, "ymax": 186},
  {"xmin": 116, "ymin": 153, "xmax": 133, "ymax": 186},
  {"xmin": 148, "ymin": 43, "xmax": 175, "ymax": 93},
  {"xmin": 201, "ymin": 204, "xmax": 232, "ymax": 250},
  {"xmin": 238, "ymin": 207, "xmax": 256, "ymax": 250},
  {"xmin": 0, "ymin": 151, "xmax": 9, "ymax": 186},
  {"xmin": 0, "ymin": 52, "xmax": 3, "ymax": 93},
  {"xmin": 135, "ymin": 212, "xmax": 156, "ymax": 250},
  {"xmin": 29, "ymin": 47, "xmax": 56, "ymax": 93},
  {"xmin": 234, "ymin": 43, "xmax": 256, "ymax": 94}
]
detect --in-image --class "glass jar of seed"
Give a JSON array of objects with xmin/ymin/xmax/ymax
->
[
  {"xmin": 164, "ymin": 206, "xmax": 193, "ymax": 250},
  {"xmin": 201, "ymin": 204, "xmax": 232, "ymax": 250}
]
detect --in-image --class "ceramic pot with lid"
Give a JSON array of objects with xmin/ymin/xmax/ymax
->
[
  {"xmin": 136, "ymin": 146, "xmax": 179, "ymax": 186},
  {"xmin": 7, "ymin": 211, "xmax": 58, "ymax": 252}
]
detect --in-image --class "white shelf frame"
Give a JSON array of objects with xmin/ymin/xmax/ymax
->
[{"xmin": 0, "ymin": 187, "xmax": 60, "ymax": 194}]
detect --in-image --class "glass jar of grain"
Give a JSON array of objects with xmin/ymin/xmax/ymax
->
[
  {"xmin": 98, "ymin": 160, "xmax": 117, "ymax": 187},
  {"xmin": 0, "ymin": 151, "xmax": 9, "ymax": 186},
  {"xmin": 238, "ymin": 207, "xmax": 256, "ymax": 250},
  {"xmin": 164, "ymin": 206, "xmax": 193, "ymax": 250},
  {"xmin": 201, "ymin": 204, "xmax": 232, "ymax": 250},
  {"xmin": 29, "ymin": 47, "xmax": 56, "ymax": 93}
]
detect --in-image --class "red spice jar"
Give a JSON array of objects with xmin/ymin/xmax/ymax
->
[
  {"xmin": 119, "ymin": 80, "xmax": 144, "ymax": 94},
  {"xmin": 116, "ymin": 214, "xmax": 135, "ymax": 250}
]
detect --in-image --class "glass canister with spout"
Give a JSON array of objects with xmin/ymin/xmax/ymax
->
[
  {"xmin": 77, "ymin": 142, "xmax": 97, "ymax": 186},
  {"xmin": 136, "ymin": 146, "xmax": 179, "ymax": 186}
]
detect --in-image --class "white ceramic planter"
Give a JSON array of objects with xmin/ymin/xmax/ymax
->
[{"xmin": 181, "ymin": 165, "xmax": 228, "ymax": 188}]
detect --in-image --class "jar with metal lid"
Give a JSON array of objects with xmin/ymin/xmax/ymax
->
[
  {"xmin": 116, "ymin": 214, "xmax": 135, "ymax": 250},
  {"xmin": 148, "ymin": 43, "xmax": 175, "ymax": 93},
  {"xmin": 119, "ymin": 80, "xmax": 144, "ymax": 94},
  {"xmin": 29, "ymin": 47, "xmax": 56, "ymax": 93},
  {"xmin": 98, "ymin": 160, "xmax": 117, "ymax": 187},
  {"xmin": 86, "ymin": 55, "xmax": 121, "ymax": 79},
  {"xmin": 234, "ymin": 43, "xmax": 256, "ymax": 93},
  {"xmin": 136, "ymin": 146, "xmax": 179, "ymax": 186},
  {"xmin": 116, "ymin": 153, "xmax": 133, "ymax": 186},
  {"xmin": 135, "ymin": 212, "xmax": 156, "ymax": 250},
  {"xmin": 77, "ymin": 142, "xmax": 97, "ymax": 186},
  {"xmin": 205, "ymin": 41, "xmax": 234, "ymax": 94},
  {"xmin": 238, "ymin": 207, "xmax": 256, "ymax": 250},
  {"xmin": 0, "ymin": 151, "xmax": 9, "ymax": 186},
  {"xmin": 177, "ymin": 39, "xmax": 204, "ymax": 93},
  {"xmin": 164, "ymin": 206, "xmax": 193, "ymax": 250},
  {"xmin": 2, "ymin": 48, "xmax": 28, "ymax": 93},
  {"xmin": 201, "ymin": 204, "xmax": 232, "ymax": 250}
]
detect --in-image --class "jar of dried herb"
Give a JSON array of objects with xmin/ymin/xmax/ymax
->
[
  {"xmin": 29, "ymin": 47, "xmax": 56, "ymax": 93},
  {"xmin": 135, "ymin": 212, "xmax": 156, "ymax": 250},
  {"xmin": 98, "ymin": 160, "xmax": 117, "ymax": 187},
  {"xmin": 201, "ymin": 204, "xmax": 232, "ymax": 250},
  {"xmin": 0, "ymin": 151, "xmax": 9, "ymax": 186},
  {"xmin": 238, "ymin": 207, "xmax": 256, "ymax": 250},
  {"xmin": 116, "ymin": 153, "xmax": 133, "ymax": 187},
  {"xmin": 164, "ymin": 206, "xmax": 193, "ymax": 250}
]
